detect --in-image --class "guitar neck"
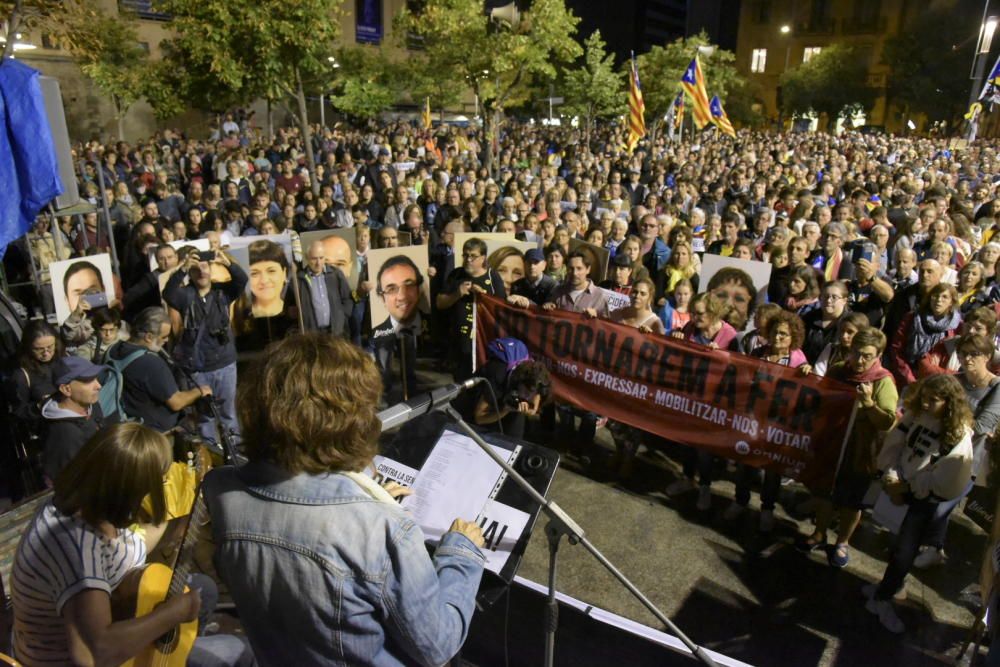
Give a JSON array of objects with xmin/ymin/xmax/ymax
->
[{"xmin": 164, "ymin": 490, "xmax": 208, "ymax": 601}]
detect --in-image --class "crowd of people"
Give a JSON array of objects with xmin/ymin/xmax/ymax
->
[{"xmin": 4, "ymin": 108, "xmax": 1000, "ymax": 663}]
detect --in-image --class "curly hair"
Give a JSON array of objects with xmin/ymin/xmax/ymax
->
[
  {"xmin": 238, "ymin": 333, "xmax": 383, "ymax": 474},
  {"xmin": 691, "ymin": 291, "xmax": 729, "ymax": 322},
  {"xmin": 765, "ymin": 309, "xmax": 806, "ymax": 351},
  {"xmin": 903, "ymin": 374, "xmax": 974, "ymax": 448}
]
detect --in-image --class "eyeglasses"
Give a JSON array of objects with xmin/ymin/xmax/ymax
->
[
  {"xmin": 381, "ymin": 280, "xmax": 419, "ymax": 296},
  {"xmin": 463, "ymin": 253, "xmax": 482, "ymax": 260},
  {"xmin": 851, "ymin": 351, "xmax": 878, "ymax": 362},
  {"xmin": 822, "ymin": 294, "xmax": 845, "ymax": 301},
  {"xmin": 32, "ymin": 343, "xmax": 55, "ymax": 354}
]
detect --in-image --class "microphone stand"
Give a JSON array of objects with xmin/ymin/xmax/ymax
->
[{"xmin": 437, "ymin": 401, "xmax": 719, "ymax": 667}]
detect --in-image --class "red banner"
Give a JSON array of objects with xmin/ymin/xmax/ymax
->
[{"xmin": 476, "ymin": 295, "xmax": 857, "ymax": 491}]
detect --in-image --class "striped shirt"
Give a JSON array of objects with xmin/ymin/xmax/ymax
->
[{"xmin": 11, "ymin": 501, "xmax": 146, "ymax": 666}]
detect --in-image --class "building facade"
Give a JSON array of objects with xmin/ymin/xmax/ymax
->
[{"xmin": 734, "ymin": 0, "xmax": 916, "ymax": 132}]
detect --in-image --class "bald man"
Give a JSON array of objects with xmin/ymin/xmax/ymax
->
[
  {"xmin": 320, "ymin": 234, "xmax": 355, "ymax": 286},
  {"xmin": 884, "ymin": 258, "xmax": 943, "ymax": 347},
  {"xmin": 296, "ymin": 241, "xmax": 353, "ymax": 337}
]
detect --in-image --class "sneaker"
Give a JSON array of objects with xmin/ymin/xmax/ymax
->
[
  {"xmin": 723, "ymin": 503, "xmax": 746, "ymax": 520},
  {"xmin": 827, "ymin": 543, "xmax": 850, "ymax": 568},
  {"xmin": 913, "ymin": 546, "xmax": 946, "ymax": 569},
  {"xmin": 759, "ymin": 509, "xmax": 775, "ymax": 533},
  {"xmin": 865, "ymin": 597, "xmax": 905, "ymax": 634},
  {"xmin": 666, "ymin": 478, "xmax": 696, "ymax": 497},
  {"xmin": 696, "ymin": 486, "xmax": 712, "ymax": 511}
]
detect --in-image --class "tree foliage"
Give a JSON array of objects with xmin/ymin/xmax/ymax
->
[
  {"xmin": 637, "ymin": 32, "xmax": 743, "ymax": 144},
  {"xmin": 61, "ymin": 7, "xmax": 150, "ymax": 134},
  {"xmin": 780, "ymin": 43, "xmax": 875, "ymax": 125},
  {"xmin": 159, "ymin": 0, "xmax": 345, "ymax": 186},
  {"xmin": 328, "ymin": 46, "xmax": 406, "ymax": 120},
  {"xmin": 560, "ymin": 30, "xmax": 625, "ymax": 144},
  {"xmin": 396, "ymin": 0, "xmax": 581, "ymax": 174},
  {"xmin": 882, "ymin": 1, "xmax": 977, "ymax": 124}
]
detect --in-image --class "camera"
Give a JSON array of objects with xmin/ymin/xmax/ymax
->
[{"xmin": 198, "ymin": 250, "xmax": 216, "ymax": 262}]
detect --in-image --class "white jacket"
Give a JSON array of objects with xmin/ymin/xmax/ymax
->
[{"xmin": 878, "ymin": 413, "xmax": 973, "ymax": 501}]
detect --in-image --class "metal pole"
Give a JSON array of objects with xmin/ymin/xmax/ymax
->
[
  {"xmin": 971, "ymin": 52, "xmax": 991, "ymax": 109},
  {"xmin": 94, "ymin": 158, "xmax": 120, "ymax": 277},
  {"xmin": 320, "ymin": 94, "xmax": 326, "ymax": 129}
]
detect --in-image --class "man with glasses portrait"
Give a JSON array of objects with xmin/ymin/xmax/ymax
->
[{"xmin": 371, "ymin": 255, "xmax": 427, "ymax": 401}]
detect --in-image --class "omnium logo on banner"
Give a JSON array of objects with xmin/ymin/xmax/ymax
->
[{"xmin": 475, "ymin": 295, "xmax": 857, "ymax": 492}]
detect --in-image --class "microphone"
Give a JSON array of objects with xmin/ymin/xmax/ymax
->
[{"xmin": 378, "ymin": 378, "xmax": 481, "ymax": 431}]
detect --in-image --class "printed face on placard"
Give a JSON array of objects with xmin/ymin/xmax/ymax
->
[
  {"xmin": 64, "ymin": 263, "xmax": 105, "ymax": 315},
  {"xmin": 322, "ymin": 235, "xmax": 354, "ymax": 283},
  {"xmin": 379, "ymin": 262, "xmax": 421, "ymax": 323}
]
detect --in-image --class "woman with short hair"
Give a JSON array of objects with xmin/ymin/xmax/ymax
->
[
  {"xmin": 204, "ymin": 334, "xmax": 486, "ymax": 666},
  {"xmin": 797, "ymin": 328, "xmax": 898, "ymax": 568}
]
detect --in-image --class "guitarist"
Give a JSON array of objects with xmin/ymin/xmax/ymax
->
[{"xmin": 9, "ymin": 422, "xmax": 254, "ymax": 667}]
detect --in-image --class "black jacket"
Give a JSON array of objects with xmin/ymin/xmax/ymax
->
[
  {"xmin": 41, "ymin": 399, "xmax": 104, "ymax": 480},
  {"xmin": 296, "ymin": 267, "xmax": 353, "ymax": 337}
]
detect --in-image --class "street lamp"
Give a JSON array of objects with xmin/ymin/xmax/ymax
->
[
  {"xmin": 780, "ymin": 24, "xmax": 791, "ymax": 34},
  {"xmin": 970, "ymin": 6, "xmax": 1000, "ymax": 107}
]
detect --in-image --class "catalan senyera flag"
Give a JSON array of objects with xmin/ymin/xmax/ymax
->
[
  {"xmin": 709, "ymin": 95, "xmax": 735, "ymax": 138},
  {"xmin": 680, "ymin": 57, "xmax": 712, "ymax": 129},
  {"xmin": 421, "ymin": 97, "xmax": 432, "ymax": 130},
  {"xmin": 626, "ymin": 54, "xmax": 646, "ymax": 152},
  {"xmin": 673, "ymin": 91, "xmax": 685, "ymax": 130}
]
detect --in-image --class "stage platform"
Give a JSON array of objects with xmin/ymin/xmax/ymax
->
[{"xmin": 461, "ymin": 456, "xmax": 984, "ymax": 667}]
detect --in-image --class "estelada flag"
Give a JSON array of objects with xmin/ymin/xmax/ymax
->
[
  {"xmin": 680, "ymin": 57, "xmax": 712, "ymax": 129},
  {"xmin": 421, "ymin": 97, "xmax": 432, "ymax": 130},
  {"xmin": 626, "ymin": 55, "xmax": 646, "ymax": 153},
  {"xmin": 709, "ymin": 95, "xmax": 736, "ymax": 138}
]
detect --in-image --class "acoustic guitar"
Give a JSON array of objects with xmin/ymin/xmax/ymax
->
[{"xmin": 120, "ymin": 446, "xmax": 212, "ymax": 667}]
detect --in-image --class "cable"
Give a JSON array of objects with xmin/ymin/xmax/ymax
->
[{"xmin": 480, "ymin": 376, "xmax": 505, "ymax": 436}]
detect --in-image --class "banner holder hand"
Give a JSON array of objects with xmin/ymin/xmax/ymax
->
[{"xmin": 440, "ymin": 403, "xmax": 720, "ymax": 667}]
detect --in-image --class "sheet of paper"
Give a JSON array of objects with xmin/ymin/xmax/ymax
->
[
  {"xmin": 400, "ymin": 430, "xmax": 516, "ymax": 543},
  {"xmin": 477, "ymin": 500, "xmax": 530, "ymax": 574},
  {"xmin": 370, "ymin": 455, "xmax": 420, "ymax": 488}
]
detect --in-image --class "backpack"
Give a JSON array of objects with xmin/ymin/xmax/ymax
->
[
  {"xmin": 97, "ymin": 344, "xmax": 149, "ymax": 423},
  {"xmin": 486, "ymin": 337, "xmax": 530, "ymax": 372}
]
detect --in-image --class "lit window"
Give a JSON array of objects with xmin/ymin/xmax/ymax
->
[
  {"xmin": 751, "ymin": 48, "xmax": 767, "ymax": 73},
  {"xmin": 803, "ymin": 47, "xmax": 822, "ymax": 63}
]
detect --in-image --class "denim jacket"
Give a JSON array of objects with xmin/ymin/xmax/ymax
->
[{"xmin": 202, "ymin": 461, "xmax": 485, "ymax": 667}]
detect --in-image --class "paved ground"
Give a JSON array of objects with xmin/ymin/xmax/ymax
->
[{"xmin": 508, "ymin": 431, "xmax": 988, "ymax": 667}]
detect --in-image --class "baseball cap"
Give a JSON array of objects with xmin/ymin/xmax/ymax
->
[
  {"xmin": 525, "ymin": 248, "xmax": 545, "ymax": 264},
  {"xmin": 53, "ymin": 356, "xmax": 104, "ymax": 386}
]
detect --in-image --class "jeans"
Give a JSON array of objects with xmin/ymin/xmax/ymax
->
[
  {"xmin": 734, "ymin": 465, "xmax": 782, "ymax": 510},
  {"xmin": 556, "ymin": 404, "xmax": 597, "ymax": 450},
  {"xmin": 682, "ymin": 448, "xmax": 716, "ymax": 486},
  {"xmin": 875, "ymin": 497, "xmax": 940, "ymax": 600},
  {"xmin": 193, "ymin": 362, "xmax": 239, "ymax": 444},
  {"xmin": 922, "ymin": 479, "xmax": 974, "ymax": 549}
]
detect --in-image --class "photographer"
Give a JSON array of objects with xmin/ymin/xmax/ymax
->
[
  {"xmin": 163, "ymin": 249, "xmax": 246, "ymax": 443},
  {"xmin": 466, "ymin": 343, "xmax": 551, "ymax": 440}
]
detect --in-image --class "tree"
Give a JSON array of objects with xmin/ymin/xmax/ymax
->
[
  {"xmin": 882, "ymin": 0, "xmax": 978, "ymax": 126},
  {"xmin": 637, "ymin": 32, "xmax": 743, "ymax": 146},
  {"xmin": 780, "ymin": 43, "xmax": 875, "ymax": 128},
  {"xmin": 160, "ymin": 0, "xmax": 344, "ymax": 191},
  {"xmin": 396, "ymin": 0, "xmax": 581, "ymax": 176},
  {"xmin": 61, "ymin": 8, "xmax": 151, "ymax": 140},
  {"xmin": 560, "ymin": 30, "xmax": 625, "ymax": 146},
  {"xmin": 328, "ymin": 46, "xmax": 406, "ymax": 121}
]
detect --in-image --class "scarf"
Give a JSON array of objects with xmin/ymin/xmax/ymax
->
[
  {"xmin": 345, "ymin": 470, "xmax": 399, "ymax": 506},
  {"xmin": 905, "ymin": 309, "xmax": 961, "ymax": 364},
  {"xmin": 829, "ymin": 359, "xmax": 892, "ymax": 386}
]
